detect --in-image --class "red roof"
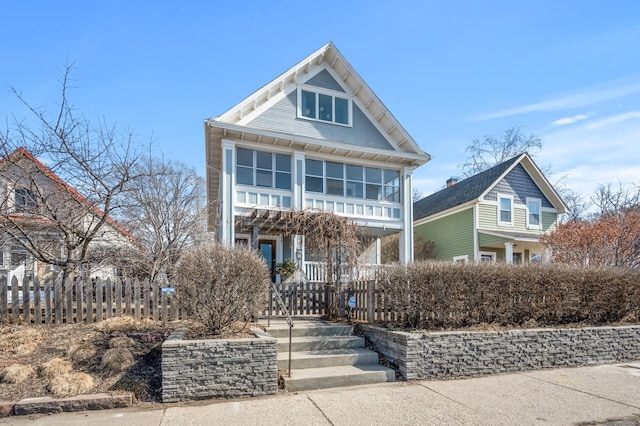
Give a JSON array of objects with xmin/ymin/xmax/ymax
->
[{"xmin": 0, "ymin": 147, "xmax": 137, "ymax": 242}]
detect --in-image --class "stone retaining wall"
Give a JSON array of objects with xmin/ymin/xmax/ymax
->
[
  {"xmin": 359, "ymin": 325, "xmax": 640, "ymax": 380},
  {"xmin": 162, "ymin": 328, "xmax": 278, "ymax": 402}
]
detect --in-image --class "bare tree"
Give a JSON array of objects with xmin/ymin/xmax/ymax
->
[
  {"xmin": 0, "ymin": 65, "xmax": 143, "ymax": 282},
  {"xmin": 558, "ymin": 188, "xmax": 589, "ymax": 223},
  {"xmin": 115, "ymin": 156, "xmax": 206, "ymax": 282},
  {"xmin": 592, "ymin": 182, "xmax": 640, "ymax": 217},
  {"xmin": 460, "ymin": 126, "xmax": 542, "ymax": 177}
]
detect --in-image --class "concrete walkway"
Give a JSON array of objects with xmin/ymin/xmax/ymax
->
[{"xmin": 3, "ymin": 362, "xmax": 639, "ymax": 425}]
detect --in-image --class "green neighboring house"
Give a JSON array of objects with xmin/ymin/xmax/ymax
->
[{"xmin": 413, "ymin": 153, "xmax": 567, "ymax": 263}]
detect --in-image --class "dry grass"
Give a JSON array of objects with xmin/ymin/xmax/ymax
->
[
  {"xmin": 100, "ymin": 348, "xmax": 134, "ymax": 372},
  {"xmin": 13, "ymin": 342, "xmax": 38, "ymax": 356},
  {"xmin": 41, "ymin": 358, "xmax": 73, "ymax": 380},
  {"xmin": 49, "ymin": 372, "xmax": 95, "ymax": 397},
  {"xmin": 1, "ymin": 364, "xmax": 35, "ymax": 384},
  {"xmin": 93, "ymin": 317, "xmax": 158, "ymax": 333},
  {"xmin": 0, "ymin": 327, "xmax": 43, "ymax": 355},
  {"xmin": 0, "ymin": 318, "xmax": 173, "ymax": 402},
  {"xmin": 108, "ymin": 336, "xmax": 135, "ymax": 348},
  {"xmin": 67, "ymin": 342, "xmax": 97, "ymax": 363}
]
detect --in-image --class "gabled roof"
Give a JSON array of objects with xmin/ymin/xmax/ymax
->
[
  {"xmin": 206, "ymin": 42, "xmax": 430, "ymax": 165},
  {"xmin": 0, "ymin": 147, "xmax": 136, "ymax": 242},
  {"xmin": 413, "ymin": 153, "xmax": 567, "ymax": 222}
]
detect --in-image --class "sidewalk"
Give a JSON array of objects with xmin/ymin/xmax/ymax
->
[{"xmin": 3, "ymin": 362, "xmax": 639, "ymax": 425}]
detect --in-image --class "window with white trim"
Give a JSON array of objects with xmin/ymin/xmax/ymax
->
[
  {"xmin": 14, "ymin": 188, "xmax": 36, "ymax": 213},
  {"xmin": 298, "ymin": 88, "xmax": 351, "ymax": 126},
  {"xmin": 479, "ymin": 252, "xmax": 496, "ymax": 262},
  {"xmin": 453, "ymin": 255, "xmax": 468, "ymax": 264},
  {"xmin": 236, "ymin": 148, "xmax": 292, "ymax": 190},
  {"xmin": 527, "ymin": 197, "xmax": 541, "ymax": 229},
  {"xmin": 304, "ymin": 159, "xmax": 400, "ymax": 202},
  {"xmin": 498, "ymin": 194, "xmax": 513, "ymax": 226}
]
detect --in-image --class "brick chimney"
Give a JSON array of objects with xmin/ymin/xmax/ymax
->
[{"xmin": 446, "ymin": 178, "xmax": 458, "ymax": 187}]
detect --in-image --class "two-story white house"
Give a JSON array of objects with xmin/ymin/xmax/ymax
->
[{"xmin": 205, "ymin": 42, "xmax": 430, "ymax": 280}]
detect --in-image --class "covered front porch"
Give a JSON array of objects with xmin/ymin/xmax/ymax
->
[
  {"xmin": 478, "ymin": 230, "xmax": 549, "ymax": 264},
  {"xmin": 232, "ymin": 208, "xmax": 397, "ymax": 282}
]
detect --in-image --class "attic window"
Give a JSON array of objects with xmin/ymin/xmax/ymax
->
[
  {"xmin": 14, "ymin": 188, "xmax": 36, "ymax": 213},
  {"xmin": 298, "ymin": 87, "xmax": 351, "ymax": 126}
]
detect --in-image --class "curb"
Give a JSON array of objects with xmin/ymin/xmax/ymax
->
[{"xmin": 0, "ymin": 392, "xmax": 133, "ymax": 417}]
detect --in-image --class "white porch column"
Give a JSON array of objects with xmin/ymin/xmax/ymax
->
[
  {"xmin": 505, "ymin": 242, "xmax": 514, "ymax": 264},
  {"xmin": 220, "ymin": 140, "xmax": 236, "ymax": 246},
  {"xmin": 293, "ymin": 152, "xmax": 305, "ymax": 210},
  {"xmin": 399, "ymin": 167, "xmax": 415, "ymax": 263}
]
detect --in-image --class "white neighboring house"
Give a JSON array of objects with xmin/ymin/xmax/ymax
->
[
  {"xmin": 205, "ymin": 42, "xmax": 431, "ymax": 280},
  {"xmin": 0, "ymin": 147, "xmax": 138, "ymax": 284}
]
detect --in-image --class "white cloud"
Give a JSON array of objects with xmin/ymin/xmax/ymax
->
[
  {"xmin": 586, "ymin": 111, "xmax": 640, "ymax": 129},
  {"xmin": 551, "ymin": 113, "xmax": 592, "ymax": 126},
  {"xmin": 537, "ymin": 114, "xmax": 640, "ymax": 200},
  {"xmin": 474, "ymin": 79, "xmax": 640, "ymax": 121}
]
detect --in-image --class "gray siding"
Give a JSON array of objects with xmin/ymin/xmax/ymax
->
[
  {"xmin": 485, "ymin": 164, "xmax": 553, "ymax": 207},
  {"xmin": 306, "ymin": 69, "xmax": 345, "ymax": 92},
  {"xmin": 247, "ymin": 91, "xmax": 394, "ymax": 150}
]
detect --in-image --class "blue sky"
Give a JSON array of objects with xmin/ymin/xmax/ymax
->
[{"xmin": 1, "ymin": 1, "xmax": 639, "ymax": 202}]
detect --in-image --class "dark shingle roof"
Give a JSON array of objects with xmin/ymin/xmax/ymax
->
[{"xmin": 413, "ymin": 154, "xmax": 522, "ymax": 221}]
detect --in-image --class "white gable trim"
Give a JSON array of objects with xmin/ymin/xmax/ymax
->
[
  {"xmin": 478, "ymin": 153, "xmax": 567, "ymax": 214},
  {"xmin": 211, "ymin": 42, "xmax": 429, "ymax": 161}
]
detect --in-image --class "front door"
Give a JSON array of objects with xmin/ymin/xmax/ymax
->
[{"xmin": 259, "ymin": 240, "xmax": 276, "ymax": 282}]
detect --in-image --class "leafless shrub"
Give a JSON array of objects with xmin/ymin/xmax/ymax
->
[
  {"xmin": 108, "ymin": 336, "xmax": 135, "ymax": 348},
  {"xmin": 41, "ymin": 358, "xmax": 73, "ymax": 380},
  {"xmin": 1, "ymin": 364, "xmax": 35, "ymax": 384},
  {"xmin": 381, "ymin": 232, "xmax": 436, "ymax": 263},
  {"xmin": 379, "ymin": 262, "xmax": 640, "ymax": 330},
  {"xmin": 175, "ymin": 242, "xmax": 270, "ymax": 335},
  {"xmin": 49, "ymin": 372, "xmax": 94, "ymax": 397},
  {"xmin": 67, "ymin": 342, "xmax": 97, "ymax": 363},
  {"xmin": 100, "ymin": 348, "xmax": 134, "ymax": 372}
]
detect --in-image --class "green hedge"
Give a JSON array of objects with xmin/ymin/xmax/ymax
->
[{"xmin": 378, "ymin": 262, "xmax": 640, "ymax": 330}]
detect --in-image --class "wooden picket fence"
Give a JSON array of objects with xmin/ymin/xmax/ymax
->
[
  {"xmin": 265, "ymin": 280, "xmax": 397, "ymax": 323},
  {"xmin": 2, "ymin": 275, "xmax": 396, "ymax": 326},
  {"xmin": 0, "ymin": 274, "xmax": 178, "ymax": 325}
]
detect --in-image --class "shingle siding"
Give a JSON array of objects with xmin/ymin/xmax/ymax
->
[
  {"xmin": 247, "ymin": 91, "xmax": 394, "ymax": 150},
  {"xmin": 485, "ymin": 164, "xmax": 553, "ymax": 207}
]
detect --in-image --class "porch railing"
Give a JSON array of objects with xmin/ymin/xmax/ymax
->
[{"xmin": 302, "ymin": 262, "xmax": 384, "ymax": 283}]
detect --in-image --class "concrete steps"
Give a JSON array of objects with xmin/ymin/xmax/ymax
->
[
  {"xmin": 277, "ymin": 335, "xmax": 364, "ymax": 352},
  {"xmin": 277, "ymin": 348, "xmax": 379, "ymax": 370},
  {"xmin": 267, "ymin": 318, "xmax": 394, "ymax": 392},
  {"xmin": 282, "ymin": 365, "xmax": 395, "ymax": 392}
]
